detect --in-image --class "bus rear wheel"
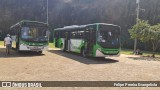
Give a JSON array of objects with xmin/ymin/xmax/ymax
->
[{"xmin": 60, "ymin": 44, "xmax": 66, "ymax": 52}]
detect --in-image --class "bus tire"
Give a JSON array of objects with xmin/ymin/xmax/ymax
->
[
  {"xmin": 38, "ymin": 51, "xmax": 42, "ymax": 54},
  {"xmin": 60, "ymin": 44, "xmax": 65, "ymax": 52},
  {"xmin": 81, "ymin": 48, "xmax": 87, "ymax": 57}
]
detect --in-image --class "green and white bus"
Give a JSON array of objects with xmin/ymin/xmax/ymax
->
[
  {"xmin": 54, "ymin": 23, "xmax": 121, "ymax": 57},
  {"xmin": 10, "ymin": 20, "xmax": 49, "ymax": 54}
]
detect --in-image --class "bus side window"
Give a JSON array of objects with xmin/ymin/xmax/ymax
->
[
  {"xmin": 59, "ymin": 31, "xmax": 62, "ymax": 38},
  {"xmin": 81, "ymin": 30, "xmax": 83, "ymax": 38},
  {"xmin": 71, "ymin": 31, "xmax": 75, "ymax": 38},
  {"xmin": 77, "ymin": 31, "xmax": 80, "ymax": 39},
  {"xmin": 11, "ymin": 29, "xmax": 15, "ymax": 35},
  {"xmin": 75, "ymin": 31, "xmax": 77, "ymax": 38},
  {"xmin": 85, "ymin": 28, "xmax": 89, "ymax": 39},
  {"xmin": 79, "ymin": 30, "xmax": 84, "ymax": 38},
  {"xmin": 63, "ymin": 31, "xmax": 64, "ymax": 38},
  {"xmin": 54, "ymin": 31, "xmax": 58, "ymax": 38},
  {"xmin": 59, "ymin": 31, "xmax": 65, "ymax": 38},
  {"xmin": 70, "ymin": 30, "xmax": 84, "ymax": 39},
  {"xmin": 91, "ymin": 30, "xmax": 96, "ymax": 43}
]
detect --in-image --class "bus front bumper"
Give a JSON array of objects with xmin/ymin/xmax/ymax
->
[
  {"xmin": 95, "ymin": 49, "xmax": 120, "ymax": 57},
  {"xmin": 20, "ymin": 44, "xmax": 48, "ymax": 51}
]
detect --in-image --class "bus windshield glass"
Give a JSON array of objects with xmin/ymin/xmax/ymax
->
[
  {"xmin": 97, "ymin": 25, "xmax": 120, "ymax": 48},
  {"xmin": 21, "ymin": 26, "xmax": 49, "ymax": 42}
]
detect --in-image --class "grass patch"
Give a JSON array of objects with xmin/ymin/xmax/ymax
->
[
  {"xmin": 121, "ymin": 49, "xmax": 133, "ymax": 55},
  {"xmin": 0, "ymin": 41, "xmax": 3, "ymax": 46},
  {"xmin": 121, "ymin": 48, "xmax": 160, "ymax": 57},
  {"xmin": 49, "ymin": 43, "xmax": 55, "ymax": 48},
  {"xmin": 142, "ymin": 51, "xmax": 160, "ymax": 56}
]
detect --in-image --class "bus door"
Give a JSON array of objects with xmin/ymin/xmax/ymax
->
[
  {"xmin": 85, "ymin": 28, "xmax": 96, "ymax": 54},
  {"xmin": 85, "ymin": 29, "xmax": 91, "ymax": 53},
  {"xmin": 65, "ymin": 31, "xmax": 70, "ymax": 51},
  {"xmin": 88, "ymin": 30, "xmax": 94, "ymax": 53},
  {"xmin": 16, "ymin": 26, "xmax": 20, "ymax": 50}
]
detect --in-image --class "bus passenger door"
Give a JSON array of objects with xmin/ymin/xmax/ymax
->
[
  {"xmin": 65, "ymin": 32, "xmax": 70, "ymax": 51},
  {"xmin": 85, "ymin": 29, "xmax": 96, "ymax": 54},
  {"xmin": 54, "ymin": 31, "xmax": 59, "ymax": 47}
]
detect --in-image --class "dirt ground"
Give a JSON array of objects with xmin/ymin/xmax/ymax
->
[{"xmin": 0, "ymin": 46, "xmax": 160, "ymax": 90}]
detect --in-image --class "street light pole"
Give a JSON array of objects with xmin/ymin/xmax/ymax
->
[
  {"xmin": 46, "ymin": 0, "xmax": 50, "ymax": 40},
  {"xmin": 47, "ymin": 0, "xmax": 49, "ymax": 24},
  {"xmin": 134, "ymin": 0, "xmax": 140, "ymax": 52},
  {"xmin": 137, "ymin": 0, "xmax": 140, "ymax": 23}
]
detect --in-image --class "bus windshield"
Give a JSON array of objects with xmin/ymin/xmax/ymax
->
[
  {"xmin": 21, "ymin": 26, "xmax": 49, "ymax": 42},
  {"xmin": 97, "ymin": 25, "xmax": 120, "ymax": 48}
]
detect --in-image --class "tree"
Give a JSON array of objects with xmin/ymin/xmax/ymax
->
[
  {"xmin": 129, "ymin": 19, "xmax": 160, "ymax": 57},
  {"xmin": 128, "ymin": 19, "xmax": 150, "ymax": 48},
  {"xmin": 140, "ymin": 24, "xmax": 160, "ymax": 57}
]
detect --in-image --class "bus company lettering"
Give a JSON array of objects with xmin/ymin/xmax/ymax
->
[
  {"xmin": 28, "ymin": 83, "xmax": 42, "ymax": 87},
  {"xmin": 12, "ymin": 82, "xmax": 42, "ymax": 87}
]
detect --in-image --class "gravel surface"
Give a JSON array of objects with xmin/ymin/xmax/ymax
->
[{"xmin": 0, "ymin": 46, "xmax": 160, "ymax": 90}]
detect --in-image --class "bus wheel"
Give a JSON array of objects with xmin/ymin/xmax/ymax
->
[
  {"xmin": 60, "ymin": 44, "xmax": 65, "ymax": 52},
  {"xmin": 38, "ymin": 51, "xmax": 42, "ymax": 54},
  {"xmin": 82, "ymin": 48, "xmax": 87, "ymax": 57}
]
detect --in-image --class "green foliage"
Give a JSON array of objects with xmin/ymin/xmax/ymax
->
[
  {"xmin": 129, "ymin": 19, "xmax": 160, "ymax": 57},
  {"xmin": 150, "ymin": 24, "xmax": 160, "ymax": 41},
  {"xmin": 128, "ymin": 19, "xmax": 150, "ymax": 40},
  {"xmin": 139, "ymin": 23, "xmax": 160, "ymax": 43}
]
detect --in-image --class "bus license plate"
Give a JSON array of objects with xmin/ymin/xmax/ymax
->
[{"xmin": 31, "ymin": 47, "xmax": 40, "ymax": 50}]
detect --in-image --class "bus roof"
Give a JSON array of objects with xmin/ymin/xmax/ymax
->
[
  {"xmin": 19, "ymin": 20, "xmax": 48, "ymax": 25},
  {"xmin": 54, "ymin": 23, "xmax": 120, "ymax": 31},
  {"xmin": 10, "ymin": 20, "xmax": 48, "ymax": 29}
]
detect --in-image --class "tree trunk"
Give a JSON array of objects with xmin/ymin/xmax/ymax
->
[{"xmin": 152, "ymin": 41, "xmax": 155, "ymax": 58}]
